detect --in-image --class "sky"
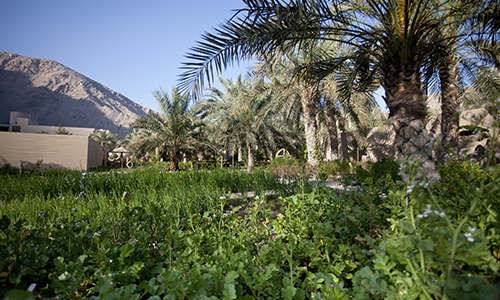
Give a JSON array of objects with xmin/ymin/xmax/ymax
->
[
  {"xmin": 1, "ymin": 0, "xmax": 386, "ymax": 112},
  {"xmin": 0, "ymin": 0, "xmax": 253, "ymax": 111}
]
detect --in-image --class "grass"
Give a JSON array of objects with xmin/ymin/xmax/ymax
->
[
  {"xmin": 1, "ymin": 161, "xmax": 499, "ymax": 299},
  {"xmin": 0, "ymin": 167, "xmax": 295, "ymax": 227}
]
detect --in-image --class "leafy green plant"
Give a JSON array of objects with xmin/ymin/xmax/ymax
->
[
  {"xmin": 354, "ymin": 157, "xmax": 402, "ymax": 186},
  {"xmin": 267, "ymin": 157, "xmax": 303, "ymax": 179},
  {"xmin": 0, "ymin": 162, "xmax": 499, "ymax": 299},
  {"xmin": 318, "ymin": 159, "xmax": 351, "ymax": 177}
]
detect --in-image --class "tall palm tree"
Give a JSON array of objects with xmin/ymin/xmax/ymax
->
[
  {"xmin": 419, "ymin": 0, "xmax": 479, "ymax": 161},
  {"xmin": 130, "ymin": 87, "xmax": 202, "ymax": 172},
  {"xmin": 251, "ymin": 42, "xmax": 374, "ymax": 166},
  {"xmin": 178, "ymin": 0, "xmax": 459, "ymax": 182},
  {"xmin": 198, "ymin": 75, "xmax": 249, "ymax": 161},
  {"xmin": 255, "ymin": 47, "xmax": 323, "ymax": 167},
  {"xmin": 198, "ymin": 76, "xmax": 296, "ymax": 170}
]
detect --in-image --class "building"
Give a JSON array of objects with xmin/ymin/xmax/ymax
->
[
  {"xmin": 0, "ymin": 111, "xmax": 95, "ymax": 136},
  {"xmin": 0, "ymin": 111, "xmax": 104, "ymax": 170}
]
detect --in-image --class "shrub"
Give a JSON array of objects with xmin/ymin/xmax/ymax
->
[
  {"xmin": 318, "ymin": 160, "xmax": 351, "ymax": 177},
  {"xmin": 354, "ymin": 157, "xmax": 402, "ymax": 186},
  {"xmin": 0, "ymin": 164, "xmax": 18, "ymax": 175},
  {"xmin": 267, "ymin": 157, "xmax": 304, "ymax": 178}
]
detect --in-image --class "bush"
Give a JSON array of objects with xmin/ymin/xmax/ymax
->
[
  {"xmin": 0, "ymin": 164, "xmax": 18, "ymax": 175},
  {"xmin": 267, "ymin": 157, "xmax": 304, "ymax": 178},
  {"xmin": 318, "ymin": 160, "xmax": 351, "ymax": 177},
  {"xmin": 354, "ymin": 157, "xmax": 402, "ymax": 186}
]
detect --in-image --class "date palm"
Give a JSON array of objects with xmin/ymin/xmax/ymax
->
[
  {"xmin": 178, "ymin": 0, "xmax": 460, "ymax": 182},
  {"xmin": 198, "ymin": 76, "xmax": 296, "ymax": 170},
  {"xmin": 130, "ymin": 87, "xmax": 201, "ymax": 172},
  {"xmin": 196, "ymin": 76, "xmax": 248, "ymax": 161},
  {"xmin": 90, "ymin": 130, "xmax": 118, "ymax": 151}
]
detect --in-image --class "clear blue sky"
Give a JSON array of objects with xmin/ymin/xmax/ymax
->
[
  {"xmin": 1, "ymin": 0, "xmax": 386, "ymax": 112},
  {"xmin": 0, "ymin": 0, "xmax": 251, "ymax": 111}
]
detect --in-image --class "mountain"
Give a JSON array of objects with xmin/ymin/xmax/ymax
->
[{"xmin": 0, "ymin": 51, "xmax": 151, "ymax": 137}]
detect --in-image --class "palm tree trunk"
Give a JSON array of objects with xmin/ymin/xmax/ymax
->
[
  {"xmin": 301, "ymin": 86, "xmax": 319, "ymax": 167},
  {"xmin": 325, "ymin": 95, "xmax": 339, "ymax": 161},
  {"xmin": 439, "ymin": 54, "xmax": 459, "ymax": 161},
  {"xmin": 382, "ymin": 63, "xmax": 440, "ymax": 183},
  {"xmin": 197, "ymin": 150, "xmax": 205, "ymax": 161},
  {"xmin": 225, "ymin": 138, "xmax": 231, "ymax": 161},
  {"xmin": 169, "ymin": 151, "xmax": 179, "ymax": 172},
  {"xmin": 237, "ymin": 143, "xmax": 243, "ymax": 162},
  {"xmin": 247, "ymin": 143, "xmax": 256, "ymax": 171}
]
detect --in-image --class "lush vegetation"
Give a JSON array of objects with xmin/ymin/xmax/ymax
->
[
  {"xmin": 1, "ymin": 159, "xmax": 499, "ymax": 299},
  {"xmin": 2, "ymin": 1, "xmax": 499, "ymax": 299}
]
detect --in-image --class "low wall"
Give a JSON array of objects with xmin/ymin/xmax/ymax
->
[{"xmin": 0, "ymin": 132, "xmax": 103, "ymax": 170}]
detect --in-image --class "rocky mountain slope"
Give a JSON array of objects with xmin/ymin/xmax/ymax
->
[{"xmin": 0, "ymin": 52, "xmax": 151, "ymax": 137}]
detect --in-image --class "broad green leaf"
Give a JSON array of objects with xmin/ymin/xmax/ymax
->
[
  {"xmin": 76, "ymin": 254, "xmax": 88, "ymax": 265},
  {"xmin": 222, "ymin": 283, "xmax": 237, "ymax": 300},
  {"xmin": 225, "ymin": 270, "xmax": 239, "ymax": 284},
  {"xmin": 281, "ymin": 286, "xmax": 297, "ymax": 300},
  {"xmin": 120, "ymin": 243, "xmax": 134, "ymax": 261},
  {"xmin": 4, "ymin": 289, "xmax": 35, "ymax": 300}
]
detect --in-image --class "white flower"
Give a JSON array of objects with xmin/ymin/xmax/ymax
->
[
  {"xmin": 27, "ymin": 283, "xmax": 37, "ymax": 293},
  {"xmin": 439, "ymin": 212, "xmax": 446, "ymax": 218},
  {"xmin": 464, "ymin": 227, "xmax": 476, "ymax": 242},
  {"xmin": 93, "ymin": 232, "xmax": 100, "ymax": 237},
  {"xmin": 219, "ymin": 196, "xmax": 226, "ymax": 199},
  {"xmin": 417, "ymin": 214, "xmax": 424, "ymax": 219},
  {"xmin": 38, "ymin": 210, "xmax": 45, "ymax": 217},
  {"xmin": 72, "ymin": 208, "xmax": 79, "ymax": 212},
  {"xmin": 255, "ymin": 195, "xmax": 260, "ymax": 200}
]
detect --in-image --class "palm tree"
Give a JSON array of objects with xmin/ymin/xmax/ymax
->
[
  {"xmin": 198, "ymin": 75, "xmax": 249, "ymax": 161},
  {"xmin": 90, "ymin": 130, "xmax": 118, "ymax": 151},
  {"xmin": 197, "ymin": 76, "xmax": 296, "ymax": 170},
  {"xmin": 178, "ymin": 0, "xmax": 462, "ymax": 182},
  {"xmin": 254, "ymin": 47, "xmax": 323, "ymax": 167},
  {"xmin": 130, "ymin": 87, "xmax": 202, "ymax": 172}
]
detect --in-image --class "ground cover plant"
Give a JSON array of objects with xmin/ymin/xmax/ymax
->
[{"xmin": 1, "ymin": 161, "xmax": 499, "ymax": 299}]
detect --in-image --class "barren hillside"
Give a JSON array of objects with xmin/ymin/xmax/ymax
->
[{"xmin": 0, "ymin": 52, "xmax": 151, "ymax": 137}]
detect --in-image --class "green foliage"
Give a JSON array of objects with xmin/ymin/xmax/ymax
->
[
  {"xmin": 318, "ymin": 160, "xmax": 352, "ymax": 177},
  {"xmin": 354, "ymin": 157, "xmax": 402, "ymax": 186},
  {"xmin": 90, "ymin": 130, "xmax": 118, "ymax": 150},
  {"xmin": 0, "ymin": 162, "xmax": 499, "ymax": 299},
  {"xmin": 0, "ymin": 164, "xmax": 18, "ymax": 175},
  {"xmin": 267, "ymin": 157, "xmax": 303, "ymax": 179},
  {"xmin": 55, "ymin": 124, "xmax": 71, "ymax": 135}
]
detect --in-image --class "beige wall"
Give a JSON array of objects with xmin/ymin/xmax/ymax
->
[
  {"xmin": 87, "ymin": 137, "xmax": 105, "ymax": 170},
  {"xmin": 12, "ymin": 118, "xmax": 95, "ymax": 136},
  {"xmin": 0, "ymin": 132, "xmax": 103, "ymax": 170}
]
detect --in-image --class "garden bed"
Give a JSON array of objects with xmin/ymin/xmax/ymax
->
[{"xmin": 1, "ymin": 162, "xmax": 499, "ymax": 299}]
